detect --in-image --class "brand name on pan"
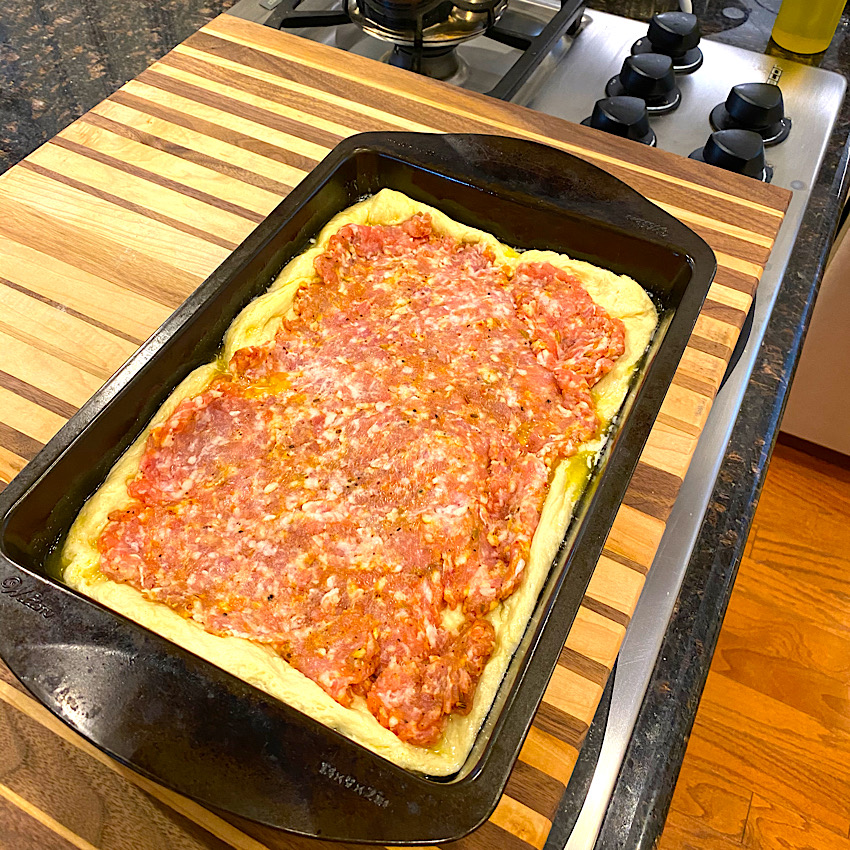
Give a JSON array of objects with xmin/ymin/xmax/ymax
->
[
  {"xmin": 1, "ymin": 576, "xmax": 56, "ymax": 619},
  {"xmin": 626, "ymin": 215, "xmax": 668, "ymax": 237},
  {"xmin": 318, "ymin": 761, "xmax": 390, "ymax": 808}
]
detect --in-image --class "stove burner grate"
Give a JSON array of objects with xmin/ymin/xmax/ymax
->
[
  {"xmin": 268, "ymin": 0, "xmax": 351, "ymax": 28},
  {"xmin": 267, "ymin": 0, "xmax": 586, "ymax": 97}
]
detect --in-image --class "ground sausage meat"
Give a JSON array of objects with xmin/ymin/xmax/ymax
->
[{"xmin": 98, "ymin": 213, "xmax": 625, "ymax": 747}]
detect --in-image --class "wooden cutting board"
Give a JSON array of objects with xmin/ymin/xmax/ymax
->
[{"xmin": 0, "ymin": 13, "xmax": 790, "ymax": 850}]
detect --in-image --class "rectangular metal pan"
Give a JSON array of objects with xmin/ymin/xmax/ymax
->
[{"xmin": 0, "ymin": 133, "xmax": 716, "ymax": 844}]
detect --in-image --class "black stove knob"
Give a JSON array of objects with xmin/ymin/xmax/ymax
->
[
  {"xmin": 710, "ymin": 82, "xmax": 792, "ymax": 146},
  {"xmin": 632, "ymin": 12, "xmax": 703, "ymax": 74},
  {"xmin": 689, "ymin": 129, "xmax": 773, "ymax": 182},
  {"xmin": 581, "ymin": 96, "xmax": 657, "ymax": 145},
  {"xmin": 605, "ymin": 54, "xmax": 681, "ymax": 114}
]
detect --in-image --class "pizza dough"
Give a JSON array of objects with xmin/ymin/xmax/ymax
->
[{"xmin": 61, "ymin": 189, "xmax": 657, "ymax": 775}]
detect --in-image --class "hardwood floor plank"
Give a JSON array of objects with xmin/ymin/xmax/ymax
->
[
  {"xmin": 663, "ymin": 753, "xmax": 752, "ymax": 843},
  {"xmin": 728, "ymin": 555, "xmax": 850, "ymax": 642},
  {"xmin": 751, "ymin": 443, "xmax": 850, "ymax": 527},
  {"xmin": 659, "ymin": 817, "xmax": 748, "ymax": 850},
  {"xmin": 708, "ymin": 594, "xmax": 850, "ymax": 734},
  {"xmin": 746, "ymin": 519, "xmax": 850, "ymax": 623},
  {"xmin": 742, "ymin": 519, "xmax": 757, "ymax": 561},
  {"xmin": 688, "ymin": 671, "xmax": 850, "ymax": 833},
  {"xmin": 748, "ymin": 493, "xmax": 850, "ymax": 567},
  {"xmin": 662, "ymin": 443, "xmax": 850, "ymax": 846},
  {"xmin": 744, "ymin": 795, "xmax": 850, "ymax": 849}
]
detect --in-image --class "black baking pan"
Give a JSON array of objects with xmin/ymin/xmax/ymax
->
[{"xmin": 0, "ymin": 133, "xmax": 716, "ymax": 844}]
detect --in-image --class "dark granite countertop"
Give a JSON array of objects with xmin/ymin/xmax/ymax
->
[
  {"xmin": 0, "ymin": 0, "xmax": 235, "ymax": 174},
  {"xmin": 2, "ymin": 0, "xmax": 848, "ymax": 847}
]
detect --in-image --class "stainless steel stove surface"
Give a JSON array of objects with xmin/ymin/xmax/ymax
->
[{"xmin": 225, "ymin": 1, "xmax": 845, "ymax": 843}]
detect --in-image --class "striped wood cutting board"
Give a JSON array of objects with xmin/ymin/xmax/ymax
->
[{"xmin": 0, "ymin": 13, "xmax": 790, "ymax": 850}]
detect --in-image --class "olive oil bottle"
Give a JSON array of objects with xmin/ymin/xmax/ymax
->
[{"xmin": 771, "ymin": 0, "xmax": 845, "ymax": 54}]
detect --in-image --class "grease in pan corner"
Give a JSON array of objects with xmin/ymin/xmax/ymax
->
[{"xmin": 60, "ymin": 189, "xmax": 658, "ymax": 776}]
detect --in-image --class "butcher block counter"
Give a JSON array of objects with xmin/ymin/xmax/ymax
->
[{"xmin": 0, "ymin": 2, "xmax": 846, "ymax": 849}]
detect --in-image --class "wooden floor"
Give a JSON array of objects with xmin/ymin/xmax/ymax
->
[{"xmin": 659, "ymin": 441, "xmax": 850, "ymax": 849}]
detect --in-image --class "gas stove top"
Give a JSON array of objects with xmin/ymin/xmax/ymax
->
[
  {"xmin": 226, "ymin": 0, "xmax": 845, "ymax": 843},
  {"xmin": 235, "ymin": 0, "xmax": 843, "ymax": 192}
]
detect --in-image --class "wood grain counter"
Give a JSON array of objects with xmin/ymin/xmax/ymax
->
[{"xmin": 0, "ymin": 13, "xmax": 790, "ymax": 849}]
